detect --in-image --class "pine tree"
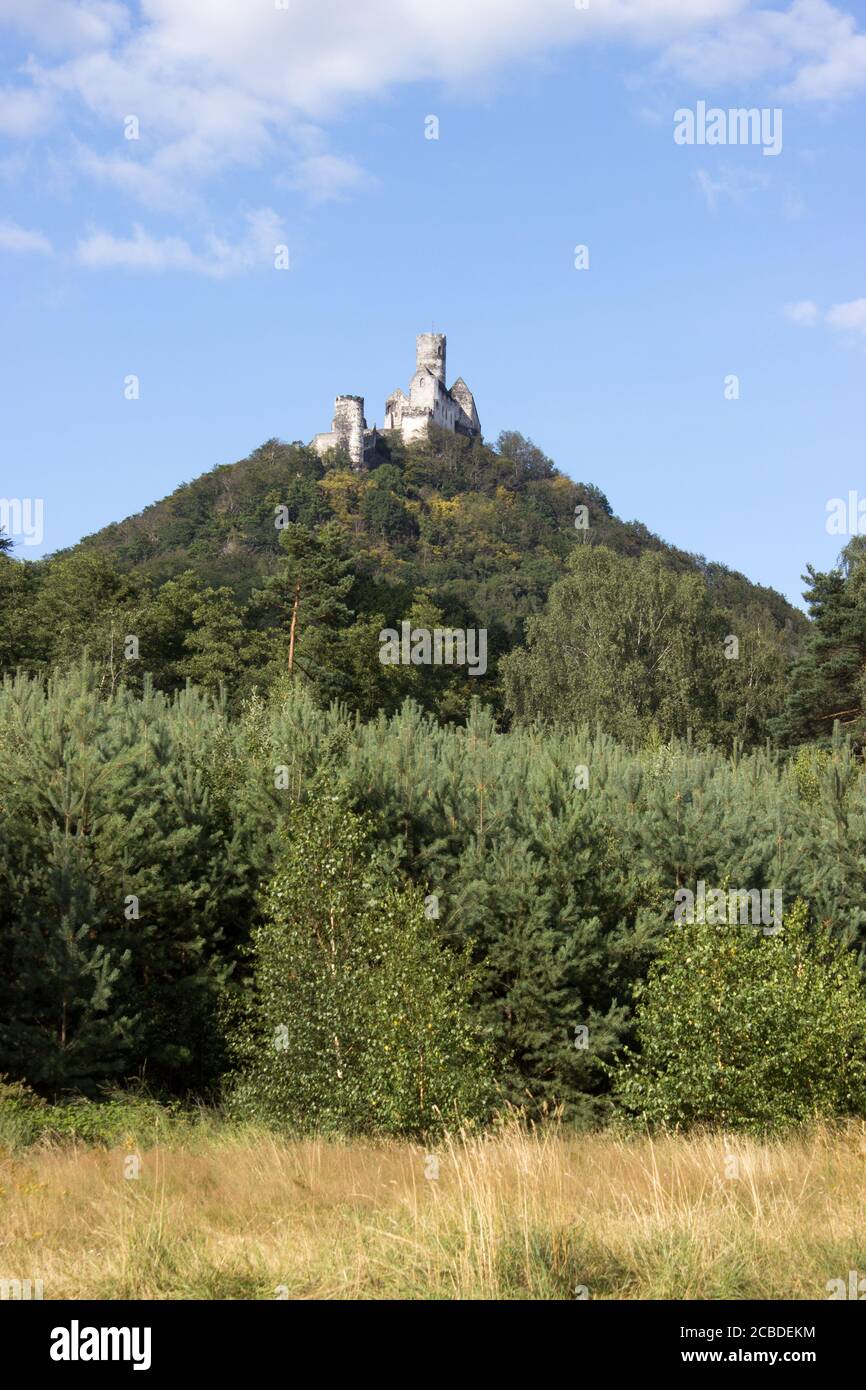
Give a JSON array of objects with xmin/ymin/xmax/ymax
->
[
  {"xmin": 0, "ymin": 827, "xmax": 136, "ymax": 1092},
  {"xmin": 252, "ymin": 521, "xmax": 356, "ymax": 701},
  {"xmin": 0, "ymin": 664, "xmax": 255, "ymax": 1094},
  {"xmin": 775, "ymin": 559, "xmax": 866, "ymax": 746},
  {"xmin": 180, "ymin": 584, "xmax": 259, "ymax": 699}
]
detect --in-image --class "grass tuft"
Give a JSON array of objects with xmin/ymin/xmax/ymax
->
[{"xmin": 0, "ymin": 1118, "xmax": 863, "ymax": 1299}]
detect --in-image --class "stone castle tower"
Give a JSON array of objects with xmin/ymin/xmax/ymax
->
[
  {"xmin": 384, "ymin": 333, "xmax": 480, "ymax": 445},
  {"xmin": 311, "ymin": 332, "xmax": 480, "ymax": 468}
]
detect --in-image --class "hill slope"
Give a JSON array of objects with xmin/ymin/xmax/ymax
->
[
  {"xmin": 72, "ymin": 427, "xmax": 801, "ymax": 631},
  {"xmin": 2, "ymin": 427, "xmax": 804, "ymax": 733}
]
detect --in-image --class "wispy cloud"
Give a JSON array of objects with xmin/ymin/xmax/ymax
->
[
  {"xmin": 74, "ymin": 148, "xmax": 198, "ymax": 213},
  {"xmin": 784, "ymin": 297, "xmax": 866, "ymax": 336},
  {"xmin": 695, "ymin": 165, "xmax": 768, "ymax": 210},
  {"xmin": 0, "ymin": 220, "xmax": 53, "ymax": 255},
  {"xmin": 284, "ymin": 154, "xmax": 370, "ymax": 204},
  {"xmin": 1, "ymin": 0, "xmax": 864, "ymax": 216},
  {"xmin": 0, "ymin": 0, "xmax": 129, "ymax": 52},
  {"xmin": 783, "ymin": 300, "xmax": 820, "ymax": 324},
  {"xmin": 0, "ymin": 86, "xmax": 55, "ymax": 136},
  {"xmin": 825, "ymin": 298, "xmax": 866, "ymax": 334},
  {"xmin": 662, "ymin": 0, "xmax": 866, "ymax": 100},
  {"xmin": 75, "ymin": 208, "xmax": 287, "ymax": 277}
]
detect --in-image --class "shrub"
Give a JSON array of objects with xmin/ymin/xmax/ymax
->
[
  {"xmin": 0, "ymin": 1076, "xmax": 183, "ymax": 1149},
  {"xmin": 31, "ymin": 1091, "xmax": 183, "ymax": 1147},
  {"xmin": 611, "ymin": 899, "xmax": 866, "ymax": 1131},
  {"xmin": 0, "ymin": 1074, "xmax": 48, "ymax": 1147},
  {"xmin": 226, "ymin": 793, "xmax": 496, "ymax": 1136}
]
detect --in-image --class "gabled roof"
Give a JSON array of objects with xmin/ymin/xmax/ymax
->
[{"xmin": 448, "ymin": 376, "xmax": 475, "ymax": 400}]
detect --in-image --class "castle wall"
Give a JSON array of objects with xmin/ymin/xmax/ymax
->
[
  {"xmin": 384, "ymin": 389, "xmax": 408, "ymax": 431},
  {"xmin": 311, "ymin": 333, "xmax": 478, "ymax": 468},
  {"xmin": 399, "ymin": 409, "xmax": 433, "ymax": 444},
  {"xmin": 408, "ymin": 371, "xmax": 460, "ymax": 431},
  {"xmin": 311, "ymin": 431, "xmax": 339, "ymax": 457},
  {"xmin": 449, "ymin": 378, "xmax": 480, "ymax": 435}
]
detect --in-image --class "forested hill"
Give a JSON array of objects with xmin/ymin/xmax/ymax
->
[
  {"xmin": 1, "ymin": 427, "xmax": 805, "ymax": 738},
  {"xmin": 72, "ymin": 427, "xmax": 798, "ymax": 626}
]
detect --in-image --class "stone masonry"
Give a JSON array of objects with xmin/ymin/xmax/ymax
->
[{"xmin": 311, "ymin": 332, "xmax": 480, "ymax": 469}]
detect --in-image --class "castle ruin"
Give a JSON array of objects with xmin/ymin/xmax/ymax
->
[{"xmin": 311, "ymin": 332, "xmax": 480, "ymax": 469}]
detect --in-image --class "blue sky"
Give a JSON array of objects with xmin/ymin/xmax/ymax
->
[{"xmin": 1, "ymin": 0, "xmax": 865, "ymax": 610}]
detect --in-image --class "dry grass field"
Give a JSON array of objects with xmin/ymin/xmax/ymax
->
[{"xmin": 2, "ymin": 1121, "xmax": 865, "ymax": 1300}]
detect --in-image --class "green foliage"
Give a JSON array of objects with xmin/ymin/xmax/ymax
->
[
  {"xmin": 4, "ymin": 421, "xmax": 862, "ymax": 1142},
  {"xmin": 502, "ymin": 545, "xmax": 791, "ymax": 747},
  {"xmin": 0, "ymin": 431, "xmax": 802, "ymax": 736},
  {"xmin": 0, "ymin": 553, "xmax": 38, "ymax": 672},
  {"xmin": 0, "ymin": 1074, "xmax": 47, "ymax": 1146},
  {"xmin": 0, "ymin": 1076, "xmax": 183, "ymax": 1149},
  {"xmin": 227, "ymin": 793, "xmax": 496, "ymax": 1136},
  {"xmin": 775, "ymin": 551, "xmax": 866, "ymax": 748},
  {"xmin": 792, "ymin": 744, "xmax": 832, "ymax": 804},
  {"xmin": 5, "ymin": 666, "xmax": 866, "ymax": 1125},
  {"xmin": 0, "ymin": 663, "xmax": 269, "ymax": 1095},
  {"xmin": 180, "ymin": 584, "xmax": 261, "ymax": 697},
  {"xmin": 360, "ymin": 485, "xmax": 418, "ymax": 541},
  {"xmin": 251, "ymin": 520, "xmax": 357, "ymax": 700},
  {"xmin": 611, "ymin": 899, "xmax": 866, "ymax": 1130}
]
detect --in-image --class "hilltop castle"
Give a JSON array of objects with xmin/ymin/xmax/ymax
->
[{"xmin": 311, "ymin": 332, "xmax": 480, "ymax": 469}]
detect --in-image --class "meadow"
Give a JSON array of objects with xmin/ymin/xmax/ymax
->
[{"xmin": 2, "ymin": 1119, "xmax": 864, "ymax": 1301}]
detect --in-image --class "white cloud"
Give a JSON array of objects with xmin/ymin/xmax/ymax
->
[
  {"xmin": 0, "ymin": 220, "xmax": 53, "ymax": 254},
  {"xmin": 779, "ymin": 0, "xmax": 866, "ymax": 100},
  {"xmin": 75, "ymin": 208, "xmax": 286, "ymax": 276},
  {"xmin": 283, "ymin": 154, "xmax": 370, "ymax": 203},
  {"xmin": 0, "ymin": 0, "xmax": 129, "ymax": 53},
  {"xmin": 2, "ymin": 0, "xmax": 861, "ymax": 212},
  {"xmin": 695, "ymin": 164, "xmax": 768, "ymax": 209},
  {"xmin": 787, "ymin": 40, "xmax": 866, "ymax": 101},
  {"xmin": 50, "ymin": 1, "xmax": 742, "ymax": 128},
  {"xmin": 74, "ymin": 148, "xmax": 196, "ymax": 212},
  {"xmin": 662, "ymin": 0, "xmax": 866, "ymax": 99},
  {"xmin": 782, "ymin": 298, "xmax": 866, "ymax": 336},
  {"xmin": 1, "ymin": 0, "xmax": 863, "ymax": 271},
  {"xmin": 784, "ymin": 299, "xmax": 820, "ymax": 324},
  {"xmin": 825, "ymin": 298, "xmax": 866, "ymax": 334},
  {"xmin": 0, "ymin": 86, "xmax": 55, "ymax": 136}
]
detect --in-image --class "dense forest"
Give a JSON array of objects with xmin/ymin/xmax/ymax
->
[
  {"xmin": 2, "ymin": 428, "xmax": 866, "ymax": 1134},
  {"xmin": 0, "ymin": 428, "xmax": 810, "ymax": 739}
]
